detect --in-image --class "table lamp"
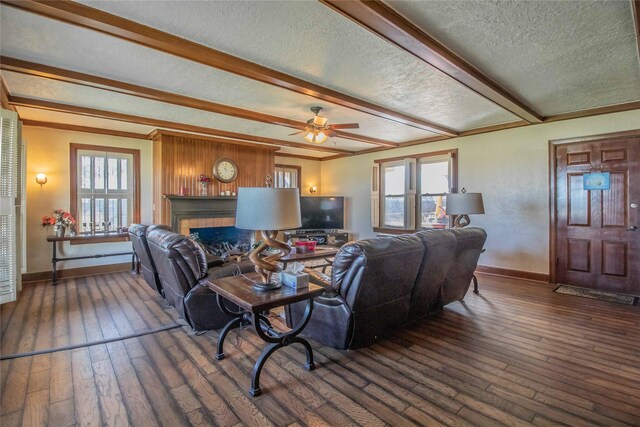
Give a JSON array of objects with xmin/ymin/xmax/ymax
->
[
  {"xmin": 446, "ymin": 188, "xmax": 485, "ymax": 228},
  {"xmin": 235, "ymin": 187, "xmax": 301, "ymax": 291}
]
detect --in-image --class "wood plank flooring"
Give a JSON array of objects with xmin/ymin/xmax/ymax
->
[{"xmin": 1, "ymin": 271, "xmax": 639, "ymax": 426}]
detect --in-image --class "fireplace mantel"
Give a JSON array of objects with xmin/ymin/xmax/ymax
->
[{"xmin": 166, "ymin": 195, "xmax": 237, "ymax": 231}]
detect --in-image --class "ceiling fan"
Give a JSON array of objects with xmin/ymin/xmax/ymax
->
[{"xmin": 289, "ymin": 107, "xmax": 359, "ymax": 144}]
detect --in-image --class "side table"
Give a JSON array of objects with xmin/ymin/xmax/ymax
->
[
  {"xmin": 46, "ymin": 233, "xmax": 134, "ymax": 285},
  {"xmin": 205, "ymin": 272, "xmax": 324, "ymax": 397}
]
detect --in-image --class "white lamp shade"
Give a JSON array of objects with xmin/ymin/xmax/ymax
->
[
  {"xmin": 447, "ymin": 192, "xmax": 485, "ymax": 215},
  {"xmin": 235, "ymin": 187, "xmax": 301, "ymax": 230}
]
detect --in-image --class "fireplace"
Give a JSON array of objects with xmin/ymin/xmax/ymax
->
[
  {"xmin": 167, "ymin": 195, "xmax": 257, "ymax": 258},
  {"xmin": 166, "ymin": 195, "xmax": 237, "ymax": 234}
]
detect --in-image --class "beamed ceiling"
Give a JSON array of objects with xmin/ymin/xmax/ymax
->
[{"xmin": 1, "ymin": 0, "xmax": 639, "ymax": 160}]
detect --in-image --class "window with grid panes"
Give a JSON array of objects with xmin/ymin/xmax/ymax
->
[
  {"xmin": 419, "ymin": 156, "xmax": 451, "ymax": 229},
  {"xmin": 71, "ymin": 144, "xmax": 139, "ymax": 233},
  {"xmin": 374, "ymin": 150, "xmax": 456, "ymax": 232},
  {"xmin": 274, "ymin": 164, "xmax": 300, "ymax": 189},
  {"xmin": 382, "ymin": 161, "xmax": 406, "ymax": 228}
]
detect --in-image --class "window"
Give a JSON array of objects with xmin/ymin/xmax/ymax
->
[
  {"xmin": 374, "ymin": 150, "xmax": 457, "ymax": 232},
  {"xmin": 382, "ymin": 161, "xmax": 405, "ymax": 227},
  {"xmin": 419, "ymin": 156, "xmax": 451, "ymax": 229},
  {"xmin": 274, "ymin": 164, "xmax": 301, "ymax": 189},
  {"xmin": 70, "ymin": 144, "xmax": 140, "ymax": 234}
]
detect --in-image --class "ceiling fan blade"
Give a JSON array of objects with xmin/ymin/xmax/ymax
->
[
  {"xmin": 324, "ymin": 129, "xmax": 337, "ymax": 137},
  {"xmin": 330, "ymin": 123, "xmax": 360, "ymax": 130},
  {"xmin": 288, "ymin": 131, "xmax": 304, "ymax": 136}
]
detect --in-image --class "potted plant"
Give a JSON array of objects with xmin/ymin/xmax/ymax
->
[{"xmin": 42, "ymin": 209, "xmax": 76, "ymax": 237}]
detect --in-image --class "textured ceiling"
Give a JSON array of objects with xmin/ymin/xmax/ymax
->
[
  {"xmin": 0, "ymin": 7, "xmax": 438, "ymax": 145},
  {"xmin": 1, "ymin": 1, "xmax": 638, "ymax": 157},
  {"xmin": 2, "ymin": 71, "xmax": 376, "ymax": 151},
  {"xmin": 15, "ymin": 106, "xmax": 156, "ymax": 135},
  {"xmin": 388, "ymin": 0, "xmax": 640, "ymax": 115},
  {"xmin": 75, "ymin": 0, "xmax": 518, "ymax": 129}
]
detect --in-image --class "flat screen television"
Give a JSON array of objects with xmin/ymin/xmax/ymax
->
[{"xmin": 299, "ymin": 196, "xmax": 344, "ymax": 230}]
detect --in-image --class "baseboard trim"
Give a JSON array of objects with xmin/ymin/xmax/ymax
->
[
  {"xmin": 22, "ymin": 263, "xmax": 131, "ymax": 283},
  {"xmin": 21, "ymin": 262, "xmax": 547, "ymax": 284},
  {"xmin": 476, "ymin": 265, "xmax": 549, "ymax": 283}
]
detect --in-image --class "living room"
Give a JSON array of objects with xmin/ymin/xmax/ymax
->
[{"xmin": 1, "ymin": 1, "xmax": 639, "ymax": 426}]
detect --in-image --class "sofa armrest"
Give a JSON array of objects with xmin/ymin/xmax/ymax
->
[
  {"xmin": 285, "ymin": 294, "xmax": 352, "ymax": 349},
  {"xmin": 302, "ymin": 267, "xmax": 336, "ymax": 297},
  {"xmin": 206, "ymin": 254, "xmax": 225, "ymax": 268}
]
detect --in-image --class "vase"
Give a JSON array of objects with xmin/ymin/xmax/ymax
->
[
  {"xmin": 200, "ymin": 182, "xmax": 208, "ymax": 196},
  {"xmin": 53, "ymin": 223, "xmax": 66, "ymax": 238}
]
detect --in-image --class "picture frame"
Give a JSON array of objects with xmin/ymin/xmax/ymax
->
[{"xmin": 583, "ymin": 172, "xmax": 610, "ymax": 190}]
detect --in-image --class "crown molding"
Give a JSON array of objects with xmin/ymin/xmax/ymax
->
[
  {"xmin": 9, "ymin": 95, "xmax": 354, "ymax": 155},
  {"xmin": 21, "ymin": 119, "xmax": 148, "ymax": 140}
]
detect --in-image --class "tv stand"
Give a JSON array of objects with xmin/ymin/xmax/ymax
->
[
  {"xmin": 294, "ymin": 229, "xmax": 325, "ymax": 234},
  {"xmin": 284, "ymin": 230, "xmax": 349, "ymax": 248}
]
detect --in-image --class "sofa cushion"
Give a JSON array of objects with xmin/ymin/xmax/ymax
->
[
  {"xmin": 151, "ymin": 230, "xmax": 208, "ymax": 281},
  {"xmin": 410, "ymin": 229, "xmax": 457, "ymax": 320}
]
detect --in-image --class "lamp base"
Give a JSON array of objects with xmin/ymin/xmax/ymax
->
[
  {"xmin": 252, "ymin": 281, "xmax": 282, "ymax": 292},
  {"xmin": 249, "ymin": 230, "xmax": 292, "ymax": 285},
  {"xmin": 453, "ymin": 214, "xmax": 471, "ymax": 228}
]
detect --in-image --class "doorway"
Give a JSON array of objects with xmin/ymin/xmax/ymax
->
[{"xmin": 550, "ymin": 131, "xmax": 639, "ymax": 294}]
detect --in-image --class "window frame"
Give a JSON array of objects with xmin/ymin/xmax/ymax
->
[
  {"xmin": 274, "ymin": 164, "xmax": 301, "ymax": 189},
  {"xmin": 380, "ymin": 159, "xmax": 407, "ymax": 229},
  {"xmin": 70, "ymin": 143, "xmax": 141, "ymax": 243},
  {"xmin": 374, "ymin": 149, "xmax": 458, "ymax": 234},
  {"xmin": 417, "ymin": 154, "xmax": 452, "ymax": 230}
]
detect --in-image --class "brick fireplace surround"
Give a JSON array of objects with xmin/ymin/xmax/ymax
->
[{"xmin": 166, "ymin": 195, "xmax": 237, "ymax": 234}]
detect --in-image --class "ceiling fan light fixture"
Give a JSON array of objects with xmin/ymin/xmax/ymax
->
[
  {"xmin": 313, "ymin": 115, "xmax": 328, "ymax": 127},
  {"xmin": 295, "ymin": 106, "xmax": 357, "ymax": 145},
  {"xmin": 315, "ymin": 131, "xmax": 328, "ymax": 144},
  {"xmin": 304, "ymin": 131, "xmax": 316, "ymax": 143}
]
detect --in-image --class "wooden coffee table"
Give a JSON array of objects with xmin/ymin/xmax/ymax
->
[{"xmin": 205, "ymin": 272, "xmax": 324, "ymax": 397}]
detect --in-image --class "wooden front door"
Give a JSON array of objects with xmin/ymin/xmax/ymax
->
[{"xmin": 555, "ymin": 136, "xmax": 639, "ymax": 294}]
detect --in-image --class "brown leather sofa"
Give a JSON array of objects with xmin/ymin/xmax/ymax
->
[
  {"xmin": 145, "ymin": 226, "xmax": 255, "ymax": 331},
  {"xmin": 286, "ymin": 227, "xmax": 486, "ymax": 349},
  {"xmin": 128, "ymin": 223, "xmax": 170, "ymax": 297}
]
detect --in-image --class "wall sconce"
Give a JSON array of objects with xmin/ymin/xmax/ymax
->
[
  {"xmin": 35, "ymin": 173, "xmax": 48, "ymax": 188},
  {"xmin": 309, "ymin": 185, "xmax": 317, "ymax": 194}
]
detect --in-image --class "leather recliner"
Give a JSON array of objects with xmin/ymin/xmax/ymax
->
[
  {"xmin": 128, "ymin": 223, "xmax": 170, "ymax": 297},
  {"xmin": 286, "ymin": 227, "xmax": 487, "ymax": 349},
  {"xmin": 146, "ymin": 227, "xmax": 255, "ymax": 331}
]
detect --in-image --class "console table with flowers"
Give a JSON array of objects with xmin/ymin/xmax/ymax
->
[
  {"xmin": 46, "ymin": 233, "xmax": 134, "ymax": 286},
  {"xmin": 42, "ymin": 209, "xmax": 135, "ymax": 285}
]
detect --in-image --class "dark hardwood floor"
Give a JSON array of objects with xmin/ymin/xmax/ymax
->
[{"xmin": 1, "ymin": 271, "xmax": 639, "ymax": 426}]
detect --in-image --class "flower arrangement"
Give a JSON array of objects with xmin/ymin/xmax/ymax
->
[
  {"xmin": 41, "ymin": 209, "xmax": 76, "ymax": 228},
  {"xmin": 198, "ymin": 174, "xmax": 211, "ymax": 196}
]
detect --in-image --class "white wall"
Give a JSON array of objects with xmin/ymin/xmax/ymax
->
[
  {"xmin": 320, "ymin": 110, "xmax": 640, "ymax": 276},
  {"xmin": 274, "ymin": 156, "xmax": 321, "ymax": 195},
  {"xmin": 23, "ymin": 127, "xmax": 153, "ymax": 274}
]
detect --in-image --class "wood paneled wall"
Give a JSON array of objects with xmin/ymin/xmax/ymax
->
[{"xmin": 152, "ymin": 131, "xmax": 277, "ymax": 225}]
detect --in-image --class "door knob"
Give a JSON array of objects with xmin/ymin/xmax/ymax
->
[{"xmin": 626, "ymin": 226, "xmax": 638, "ymax": 231}]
